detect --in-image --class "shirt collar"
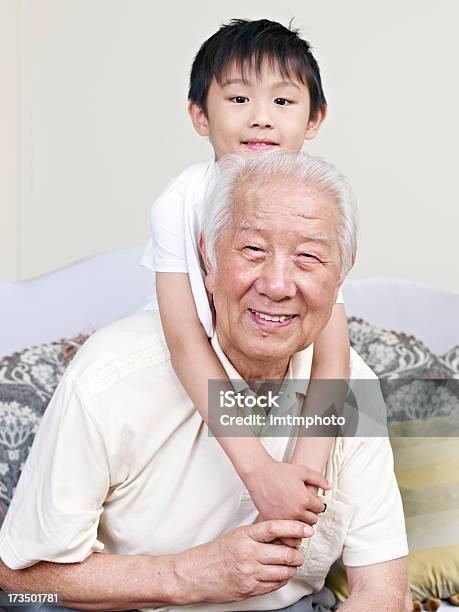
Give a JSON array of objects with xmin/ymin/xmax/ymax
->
[{"xmin": 210, "ymin": 331, "xmax": 314, "ymax": 398}]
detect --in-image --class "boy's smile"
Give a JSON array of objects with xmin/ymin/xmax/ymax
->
[{"xmin": 189, "ymin": 61, "xmax": 326, "ymax": 160}]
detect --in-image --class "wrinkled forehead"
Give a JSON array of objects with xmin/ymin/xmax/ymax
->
[
  {"xmin": 231, "ymin": 175, "xmax": 331, "ymax": 214},
  {"xmin": 228, "ymin": 177, "xmax": 340, "ymax": 242}
]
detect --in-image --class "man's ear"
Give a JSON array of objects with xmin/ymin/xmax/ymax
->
[
  {"xmin": 188, "ymin": 101, "xmax": 209, "ymax": 137},
  {"xmin": 304, "ymin": 105, "xmax": 327, "ymax": 140},
  {"xmin": 336, "ymin": 254, "xmax": 356, "ymax": 293},
  {"xmin": 198, "ymin": 234, "xmax": 216, "ymax": 293}
]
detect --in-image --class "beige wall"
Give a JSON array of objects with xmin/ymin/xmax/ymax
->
[
  {"xmin": 0, "ymin": 0, "xmax": 19, "ymax": 281},
  {"xmin": 2, "ymin": 0, "xmax": 458, "ymax": 291}
]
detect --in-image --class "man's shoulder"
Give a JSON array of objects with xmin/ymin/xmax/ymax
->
[
  {"xmin": 67, "ymin": 310, "xmax": 172, "ymax": 399},
  {"xmin": 349, "ymin": 346, "xmax": 379, "ymax": 380}
]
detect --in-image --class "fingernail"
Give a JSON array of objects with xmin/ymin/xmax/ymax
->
[{"xmin": 303, "ymin": 525, "xmax": 313, "ymax": 536}]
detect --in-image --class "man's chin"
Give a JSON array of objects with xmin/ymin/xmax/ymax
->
[{"xmin": 240, "ymin": 339, "xmax": 298, "ymax": 365}]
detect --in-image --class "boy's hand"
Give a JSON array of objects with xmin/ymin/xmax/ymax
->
[{"xmin": 244, "ymin": 458, "xmax": 330, "ymax": 545}]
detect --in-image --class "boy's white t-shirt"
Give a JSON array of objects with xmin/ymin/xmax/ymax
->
[{"xmin": 141, "ymin": 159, "xmax": 344, "ymax": 337}]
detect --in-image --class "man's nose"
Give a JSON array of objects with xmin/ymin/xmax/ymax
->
[
  {"xmin": 249, "ymin": 100, "xmax": 273, "ymax": 128},
  {"xmin": 254, "ymin": 257, "xmax": 297, "ymax": 302}
]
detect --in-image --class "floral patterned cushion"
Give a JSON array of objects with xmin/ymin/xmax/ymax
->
[
  {"xmin": 348, "ymin": 317, "xmax": 459, "ymax": 425},
  {"xmin": 0, "ymin": 335, "xmax": 88, "ymax": 518}
]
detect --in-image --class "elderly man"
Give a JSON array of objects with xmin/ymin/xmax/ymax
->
[{"xmin": 0, "ymin": 151, "xmax": 411, "ymax": 611}]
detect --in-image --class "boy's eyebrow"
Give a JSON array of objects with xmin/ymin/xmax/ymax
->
[
  {"xmin": 271, "ymin": 80, "xmax": 301, "ymax": 91},
  {"xmin": 220, "ymin": 78, "xmax": 301, "ymax": 91},
  {"xmin": 220, "ymin": 78, "xmax": 249, "ymax": 88}
]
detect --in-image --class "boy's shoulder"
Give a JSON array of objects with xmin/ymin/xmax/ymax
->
[{"xmin": 164, "ymin": 158, "xmax": 216, "ymax": 195}]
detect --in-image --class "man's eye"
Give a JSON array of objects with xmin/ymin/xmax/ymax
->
[
  {"xmin": 274, "ymin": 98, "xmax": 291, "ymax": 106},
  {"xmin": 301, "ymin": 253, "xmax": 321, "ymax": 262},
  {"xmin": 243, "ymin": 245, "xmax": 264, "ymax": 255},
  {"xmin": 231, "ymin": 96, "xmax": 249, "ymax": 104}
]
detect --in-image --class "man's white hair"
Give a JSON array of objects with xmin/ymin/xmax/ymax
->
[{"xmin": 201, "ymin": 150, "xmax": 358, "ymax": 282}]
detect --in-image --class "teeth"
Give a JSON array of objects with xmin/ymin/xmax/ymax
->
[{"xmin": 251, "ymin": 309, "xmax": 291, "ymax": 322}]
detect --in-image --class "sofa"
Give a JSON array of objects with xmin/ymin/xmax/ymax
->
[{"xmin": 1, "ymin": 245, "xmax": 458, "ymax": 610}]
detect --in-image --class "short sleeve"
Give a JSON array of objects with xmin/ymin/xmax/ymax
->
[
  {"xmin": 140, "ymin": 175, "xmax": 189, "ymax": 274},
  {"xmin": 0, "ymin": 374, "xmax": 110, "ymax": 569},
  {"xmin": 339, "ymin": 435, "xmax": 409, "ymax": 567}
]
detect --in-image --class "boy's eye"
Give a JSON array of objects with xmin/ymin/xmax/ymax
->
[
  {"xmin": 231, "ymin": 96, "xmax": 249, "ymax": 104},
  {"xmin": 274, "ymin": 98, "xmax": 291, "ymax": 106}
]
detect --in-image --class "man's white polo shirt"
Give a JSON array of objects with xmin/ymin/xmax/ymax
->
[{"xmin": 0, "ymin": 311, "xmax": 408, "ymax": 611}]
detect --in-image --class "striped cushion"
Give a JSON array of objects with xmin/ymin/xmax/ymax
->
[
  {"xmin": 390, "ymin": 433, "xmax": 459, "ymax": 601},
  {"xmin": 326, "ymin": 319, "xmax": 459, "ymax": 603},
  {"xmin": 326, "ymin": 431, "xmax": 459, "ymax": 601}
]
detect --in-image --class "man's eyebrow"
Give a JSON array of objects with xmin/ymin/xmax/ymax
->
[
  {"xmin": 235, "ymin": 220, "xmax": 263, "ymax": 231},
  {"xmin": 308, "ymin": 232, "xmax": 330, "ymax": 243},
  {"xmin": 235, "ymin": 222, "xmax": 331, "ymax": 244}
]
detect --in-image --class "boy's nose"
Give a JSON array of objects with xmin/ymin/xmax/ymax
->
[{"xmin": 249, "ymin": 102, "xmax": 273, "ymax": 128}]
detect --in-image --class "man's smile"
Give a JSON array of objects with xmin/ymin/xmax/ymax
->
[{"xmin": 248, "ymin": 308, "xmax": 298, "ymax": 327}]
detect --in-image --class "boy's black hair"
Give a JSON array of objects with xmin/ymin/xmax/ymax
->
[{"xmin": 188, "ymin": 18, "xmax": 327, "ymax": 120}]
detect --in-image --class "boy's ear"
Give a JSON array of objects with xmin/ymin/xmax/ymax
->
[
  {"xmin": 304, "ymin": 106, "xmax": 327, "ymax": 140},
  {"xmin": 198, "ymin": 234, "xmax": 216, "ymax": 293},
  {"xmin": 188, "ymin": 101, "xmax": 209, "ymax": 137}
]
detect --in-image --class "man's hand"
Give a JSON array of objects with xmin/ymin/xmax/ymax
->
[
  {"xmin": 0, "ymin": 523, "xmax": 307, "ymax": 611},
  {"xmin": 172, "ymin": 520, "xmax": 308, "ymax": 605}
]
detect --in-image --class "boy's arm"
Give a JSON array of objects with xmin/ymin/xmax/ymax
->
[
  {"xmin": 156, "ymin": 272, "xmax": 270, "ymax": 481},
  {"xmin": 156, "ymin": 272, "xmax": 329, "ymax": 525},
  {"xmin": 290, "ymin": 303, "xmax": 350, "ymax": 479}
]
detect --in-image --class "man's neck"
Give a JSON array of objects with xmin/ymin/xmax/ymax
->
[{"xmin": 217, "ymin": 332, "xmax": 290, "ymax": 382}]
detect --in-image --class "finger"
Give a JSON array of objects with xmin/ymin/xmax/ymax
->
[
  {"xmin": 300, "ymin": 467, "xmax": 331, "ymax": 490},
  {"xmin": 250, "ymin": 520, "xmax": 310, "ymax": 543},
  {"xmin": 256, "ymin": 564, "xmax": 298, "ymax": 583},
  {"xmin": 279, "ymin": 536, "xmax": 302, "ymax": 548},
  {"xmin": 305, "ymin": 484, "xmax": 319, "ymax": 496},
  {"xmin": 304, "ymin": 494, "xmax": 328, "ymax": 515},
  {"xmin": 300, "ymin": 510, "xmax": 320, "ymax": 526},
  {"xmin": 271, "ymin": 523, "xmax": 314, "ymax": 548},
  {"xmin": 257, "ymin": 542, "xmax": 305, "ymax": 566}
]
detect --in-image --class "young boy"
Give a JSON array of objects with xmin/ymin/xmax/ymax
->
[{"xmin": 141, "ymin": 18, "xmax": 349, "ymax": 538}]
